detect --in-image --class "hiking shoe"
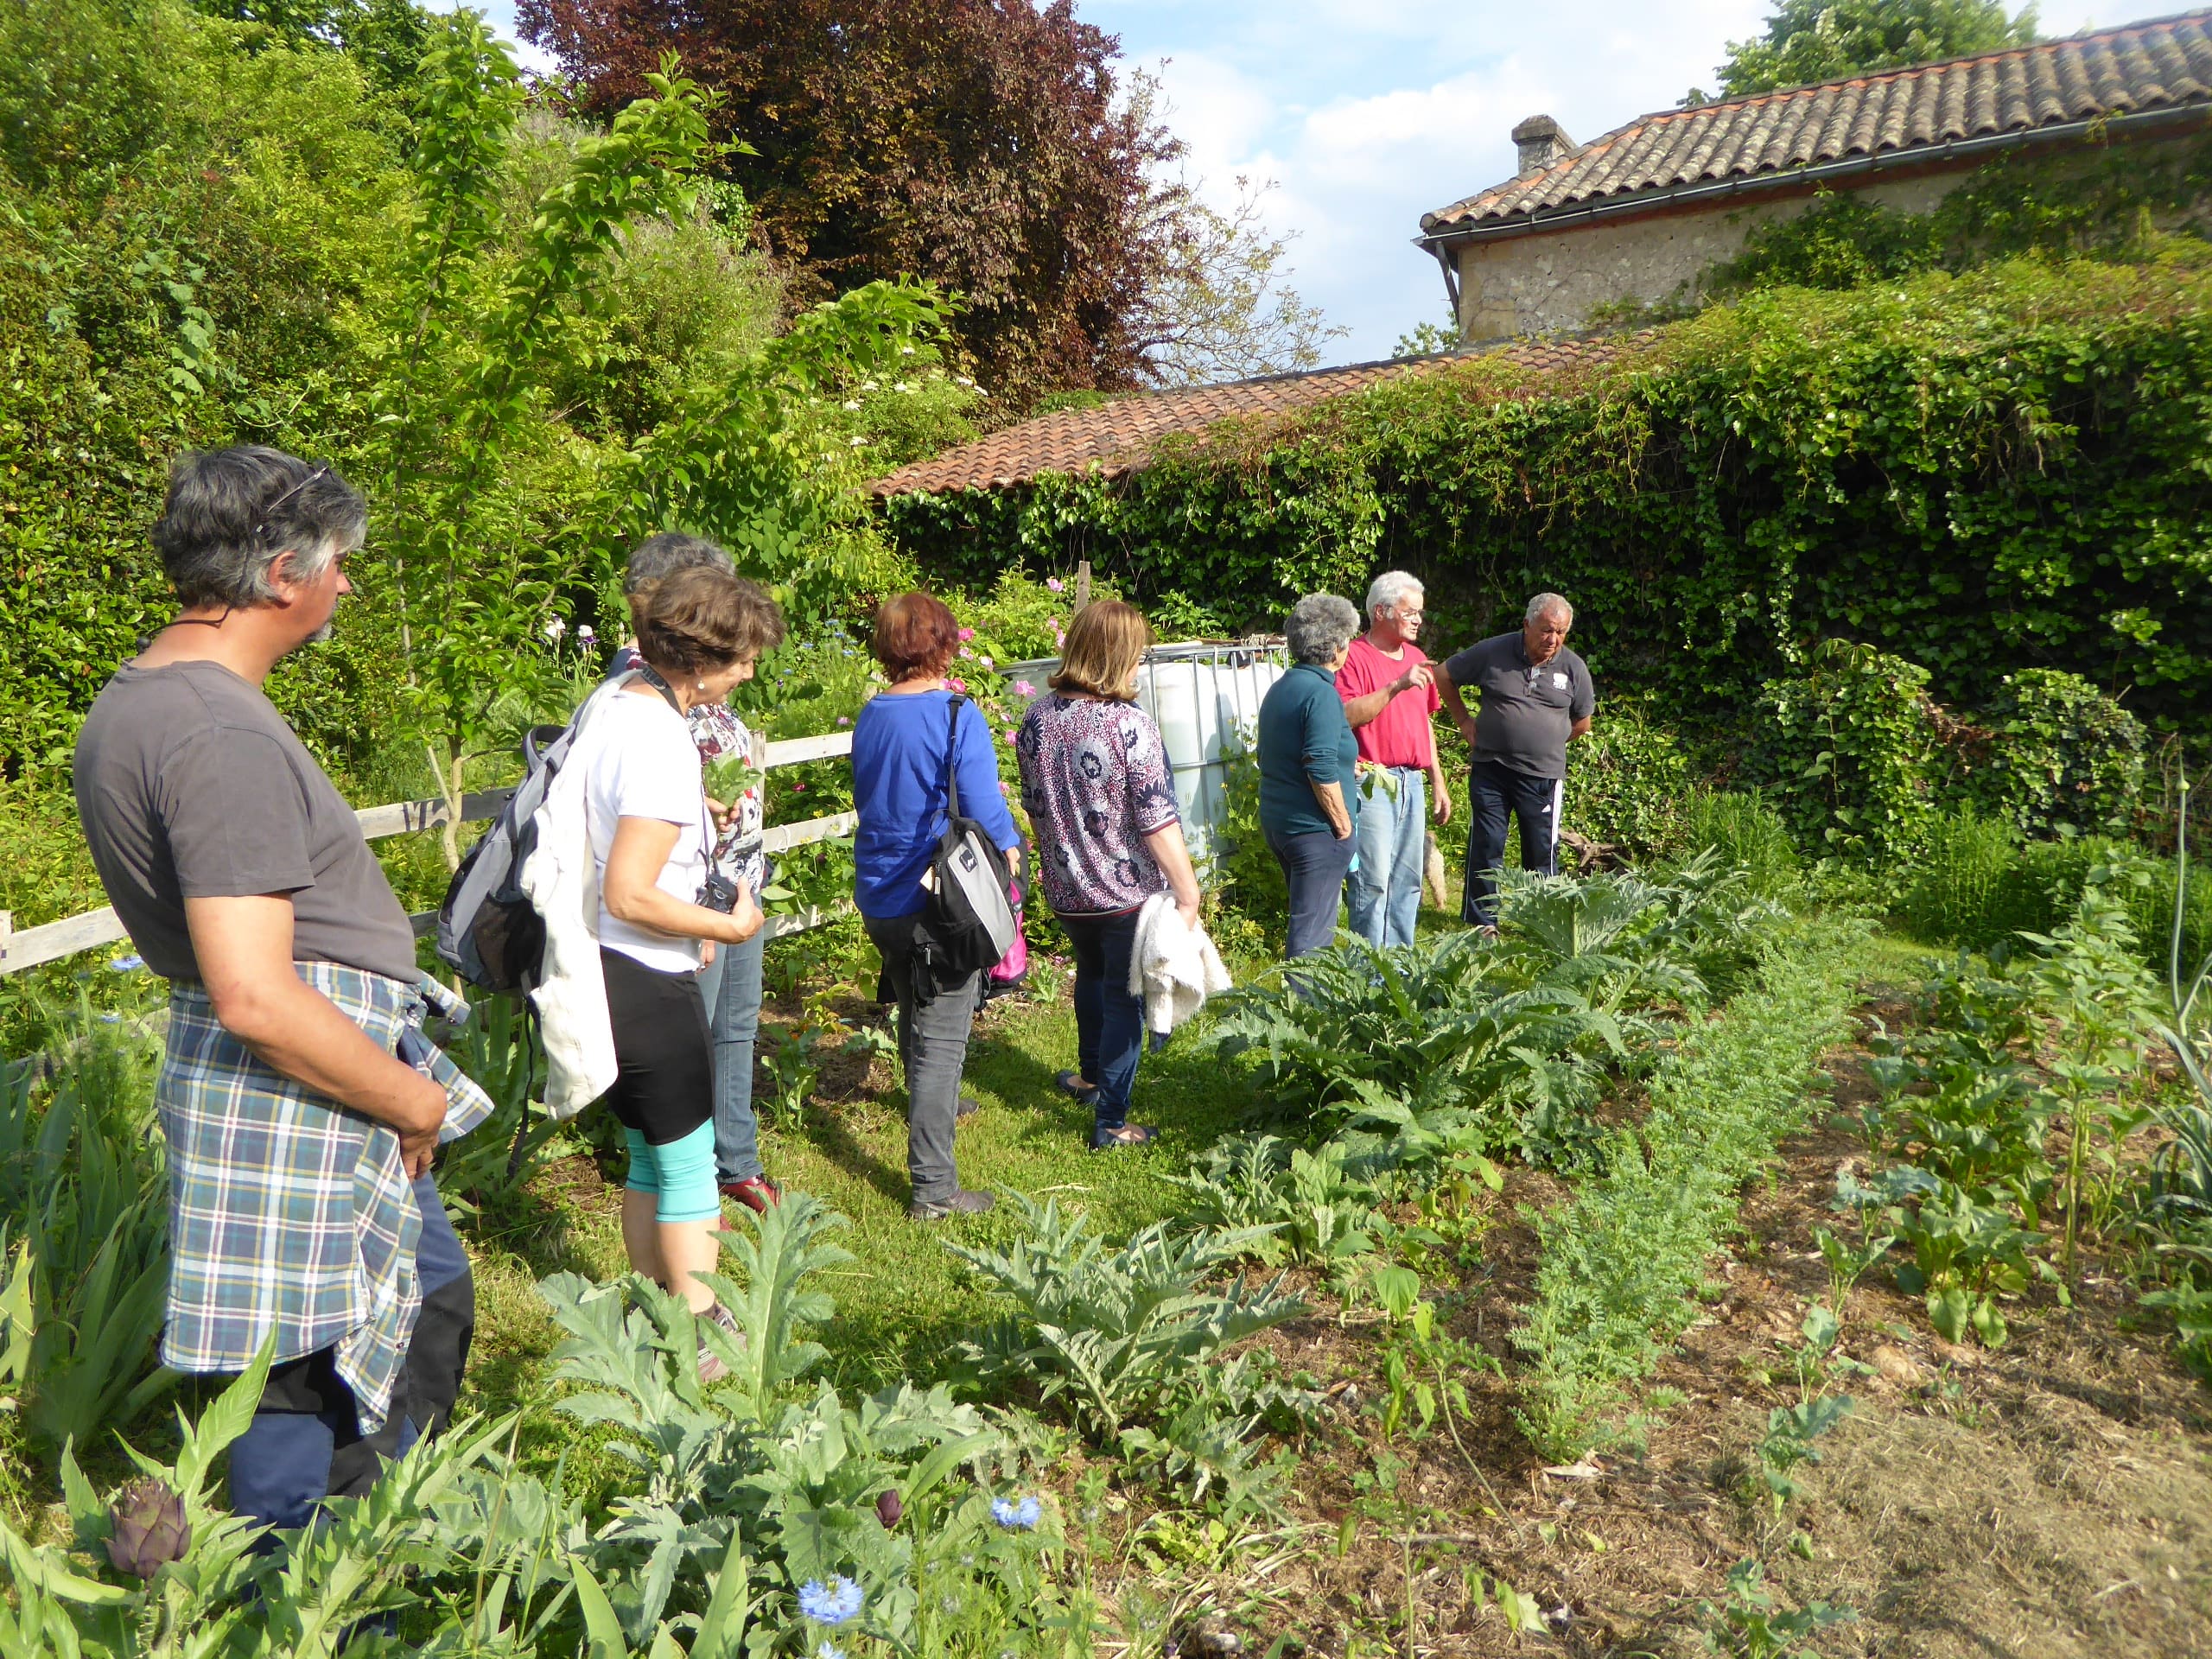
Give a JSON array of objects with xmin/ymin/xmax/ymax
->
[
  {"xmin": 909, "ymin": 1189, "xmax": 996, "ymax": 1221},
  {"xmin": 696, "ymin": 1302, "xmax": 744, "ymax": 1382},
  {"xmin": 696, "ymin": 1334, "xmax": 729, "ymax": 1383},
  {"xmin": 720, "ymin": 1173, "xmax": 781, "ymax": 1213},
  {"xmin": 1054, "ymin": 1070, "xmax": 1099, "ymax": 1102}
]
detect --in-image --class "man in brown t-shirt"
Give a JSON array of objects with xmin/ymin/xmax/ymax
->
[{"xmin": 72, "ymin": 446, "xmax": 487, "ymax": 1531}]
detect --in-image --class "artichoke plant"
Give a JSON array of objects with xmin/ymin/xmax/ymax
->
[{"xmin": 106, "ymin": 1478, "xmax": 189, "ymax": 1580}]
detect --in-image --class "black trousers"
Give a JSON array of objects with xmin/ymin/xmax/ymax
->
[
  {"xmin": 1462, "ymin": 760, "xmax": 1561, "ymax": 925},
  {"xmin": 227, "ymin": 1174, "xmax": 474, "ymax": 1530}
]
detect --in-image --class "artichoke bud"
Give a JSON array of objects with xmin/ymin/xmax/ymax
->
[
  {"xmin": 106, "ymin": 1478, "xmax": 190, "ymax": 1580},
  {"xmin": 874, "ymin": 1489, "xmax": 903, "ymax": 1529}
]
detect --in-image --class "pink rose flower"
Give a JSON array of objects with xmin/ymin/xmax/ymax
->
[
  {"xmin": 947, "ymin": 676, "xmax": 968, "ymax": 694},
  {"xmin": 957, "ymin": 626, "xmax": 976, "ymax": 643},
  {"xmin": 1046, "ymin": 578, "xmax": 1064, "ymax": 593},
  {"xmin": 1013, "ymin": 679, "xmax": 1037, "ymax": 696}
]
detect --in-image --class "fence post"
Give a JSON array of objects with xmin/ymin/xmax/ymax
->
[{"xmin": 1074, "ymin": 559, "xmax": 1091, "ymax": 612}]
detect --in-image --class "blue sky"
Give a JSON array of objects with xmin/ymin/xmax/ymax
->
[{"xmin": 465, "ymin": 0, "xmax": 2145, "ymax": 365}]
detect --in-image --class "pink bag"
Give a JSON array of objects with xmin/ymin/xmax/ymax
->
[{"xmin": 984, "ymin": 877, "xmax": 1029, "ymax": 999}]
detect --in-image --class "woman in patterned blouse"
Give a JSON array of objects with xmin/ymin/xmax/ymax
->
[{"xmin": 1014, "ymin": 601, "xmax": 1204, "ymax": 1148}]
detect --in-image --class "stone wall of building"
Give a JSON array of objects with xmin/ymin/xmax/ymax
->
[{"xmin": 1452, "ymin": 173, "xmax": 1959, "ymax": 342}]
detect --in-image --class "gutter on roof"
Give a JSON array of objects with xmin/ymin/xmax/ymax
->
[
  {"xmin": 1414, "ymin": 102, "xmax": 2212, "ymax": 252},
  {"xmin": 1425, "ymin": 242, "xmax": 1462, "ymax": 329}
]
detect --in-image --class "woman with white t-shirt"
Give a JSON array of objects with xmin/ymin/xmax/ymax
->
[{"xmin": 585, "ymin": 564, "xmax": 778, "ymax": 1361}]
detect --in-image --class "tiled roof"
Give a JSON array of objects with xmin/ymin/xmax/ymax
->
[
  {"xmin": 1423, "ymin": 8, "xmax": 2212, "ymax": 233},
  {"xmin": 871, "ymin": 336, "xmax": 1624, "ymax": 496}
]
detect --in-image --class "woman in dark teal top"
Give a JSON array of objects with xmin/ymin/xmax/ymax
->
[{"xmin": 1255, "ymin": 593, "xmax": 1363, "ymax": 957}]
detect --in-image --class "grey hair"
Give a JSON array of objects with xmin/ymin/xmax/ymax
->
[
  {"xmin": 1524, "ymin": 592, "xmax": 1574, "ymax": 626},
  {"xmin": 624, "ymin": 531, "xmax": 734, "ymax": 597},
  {"xmin": 1284, "ymin": 593, "xmax": 1363, "ymax": 666},
  {"xmin": 151, "ymin": 447, "xmax": 365, "ymax": 611},
  {"xmin": 1364, "ymin": 569, "xmax": 1424, "ymax": 620}
]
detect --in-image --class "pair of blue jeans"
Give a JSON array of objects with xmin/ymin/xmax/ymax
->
[
  {"xmin": 1058, "ymin": 907, "xmax": 1146, "ymax": 1141},
  {"xmin": 227, "ymin": 1173, "xmax": 472, "ymax": 1530},
  {"xmin": 1462, "ymin": 759, "xmax": 1562, "ymax": 926},
  {"xmin": 1267, "ymin": 827, "xmax": 1357, "ymax": 958},
  {"xmin": 1346, "ymin": 767, "xmax": 1427, "ymax": 950},
  {"xmin": 693, "ymin": 926, "xmax": 766, "ymax": 1184}
]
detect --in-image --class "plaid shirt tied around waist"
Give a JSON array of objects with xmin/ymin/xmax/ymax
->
[{"xmin": 157, "ymin": 963, "xmax": 493, "ymax": 1432}]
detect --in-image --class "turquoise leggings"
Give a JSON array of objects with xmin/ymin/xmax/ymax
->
[{"xmin": 623, "ymin": 1121, "xmax": 720, "ymax": 1224}]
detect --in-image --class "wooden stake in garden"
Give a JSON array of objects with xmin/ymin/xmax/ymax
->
[{"xmin": 1074, "ymin": 559, "xmax": 1091, "ymax": 612}]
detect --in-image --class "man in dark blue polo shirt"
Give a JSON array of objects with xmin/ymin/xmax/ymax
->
[{"xmin": 1437, "ymin": 593, "xmax": 1595, "ymax": 930}]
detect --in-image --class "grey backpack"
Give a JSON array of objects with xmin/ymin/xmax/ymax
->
[
  {"xmin": 916, "ymin": 695, "xmax": 1018, "ymax": 979},
  {"xmin": 435, "ymin": 721, "xmax": 575, "ymax": 993}
]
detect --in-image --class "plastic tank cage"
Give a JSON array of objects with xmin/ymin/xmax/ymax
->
[{"xmin": 1002, "ymin": 639, "xmax": 1288, "ymax": 864}]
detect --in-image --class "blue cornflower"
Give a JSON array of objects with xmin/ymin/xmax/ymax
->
[
  {"xmin": 109, "ymin": 953, "xmax": 145, "ymax": 972},
  {"xmin": 989, "ymin": 1495, "xmax": 1040, "ymax": 1530},
  {"xmin": 817, "ymin": 1647, "xmax": 845, "ymax": 1659},
  {"xmin": 797, "ymin": 1577, "xmax": 864, "ymax": 1626}
]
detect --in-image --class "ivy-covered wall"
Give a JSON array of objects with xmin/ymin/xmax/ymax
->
[{"xmin": 883, "ymin": 257, "xmax": 2212, "ymax": 729}]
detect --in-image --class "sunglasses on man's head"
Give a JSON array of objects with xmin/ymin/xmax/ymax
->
[{"xmin": 253, "ymin": 465, "xmax": 331, "ymax": 544}]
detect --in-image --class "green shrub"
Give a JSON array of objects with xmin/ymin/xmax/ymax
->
[
  {"xmin": 1895, "ymin": 819, "xmax": 2212, "ymax": 967},
  {"xmin": 1893, "ymin": 810, "xmax": 2026, "ymax": 944},
  {"xmin": 1965, "ymin": 668, "xmax": 2145, "ymax": 836},
  {"xmin": 1561, "ymin": 698, "xmax": 1694, "ymax": 860},
  {"xmin": 0, "ymin": 1007, "xmax": 175, "ymax": 1462},
  {"xmin": 1676, "ymin": 791, "xmax": 1800, "ymax": 899},
  {"xmin": 1748, "ymin": 640, "xmax": 1944, "ymax": 861},
  {"xmin": 1209, "ymin": 723, "xmax": 1288, "ymax": 928}
]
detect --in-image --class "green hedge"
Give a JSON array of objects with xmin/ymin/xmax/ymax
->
[{"xmin": 884, "ymin": 257, "xmax": 2212, "ymax": 730}]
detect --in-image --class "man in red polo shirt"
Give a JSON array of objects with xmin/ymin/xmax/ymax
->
[{"xmin": 1335, "ymin": 570, "xmax": 1451, "ymax": 949}]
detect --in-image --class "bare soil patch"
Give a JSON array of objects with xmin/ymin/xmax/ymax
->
[{"xmin": 1112, "ymin": 1032, "xmax": 2212, "ymax": 1658}]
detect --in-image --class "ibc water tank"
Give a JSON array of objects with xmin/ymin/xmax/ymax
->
[{"xmin": 1001, "ymin": 639, "xmax": 1287, "ymax": 863}]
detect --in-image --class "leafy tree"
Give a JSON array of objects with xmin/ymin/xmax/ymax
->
[
  {"xmin": 1129, "ymin": 173, "xmax": 1340, "ymax": 386},
  {"xmin": 367, "ymin": 13, "xmax": 949, "ymax": 859},
  {"xmin": 188, "ymin": 0, "xmax": 441, "ymax": 91},
  {"xmin": 1124, "ymin": 124, "xmax": 1341, "ymax": 387},
  {"xmin": 1394, "ymin": 319, "xmax": 1460, "ymax": 359},
  {"xmin": 518, "ymin": 0, "xmax": 1179, "ymax": 412},
  {"xmin": 1694, "ymin": 0, "xmax": 2039, "ymax": 103}
]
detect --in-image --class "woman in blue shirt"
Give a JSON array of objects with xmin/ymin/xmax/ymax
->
[
  {"xmin": 1255, "ymin": 593, "xmax": 1363, "ymax": 958},
  {"xmin": 851, "ymin": 591, "xmax": 1022, "ymax": 1220}
]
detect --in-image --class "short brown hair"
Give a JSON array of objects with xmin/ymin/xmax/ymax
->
[
  {"xmin": 634, "ymin": 565, "xmax": 785, "ymax": 674},
  {"xmin": 872, "ymin": 591, "xmax": 961, "ymax": 682},
  {"xmin": 1049, "ymin": 601, "xmax": 1151, "ymax": 700}
]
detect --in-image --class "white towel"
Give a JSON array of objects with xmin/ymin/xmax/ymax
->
[
  {"xmin": 522, "ymin": 677, "xmax": 629, "ymax": 1121},
  {"xmin": 1128, "ymin": 892, "xmax": 1232, "ymax": 1036}
]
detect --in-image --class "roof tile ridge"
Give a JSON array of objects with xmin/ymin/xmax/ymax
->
[{"xmin": 1627, "ymin": 9, "xmax": 2209, "ymax": 124}]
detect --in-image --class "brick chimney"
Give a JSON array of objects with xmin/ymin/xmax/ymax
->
[{"xmin": 1512, "ymin": 114, "xmax": 1575, "ymax": 176}]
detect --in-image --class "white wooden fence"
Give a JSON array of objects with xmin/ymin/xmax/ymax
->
[{"xmin": 0, "ymin": 731, "xmax": 858, "ymax": 976}]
